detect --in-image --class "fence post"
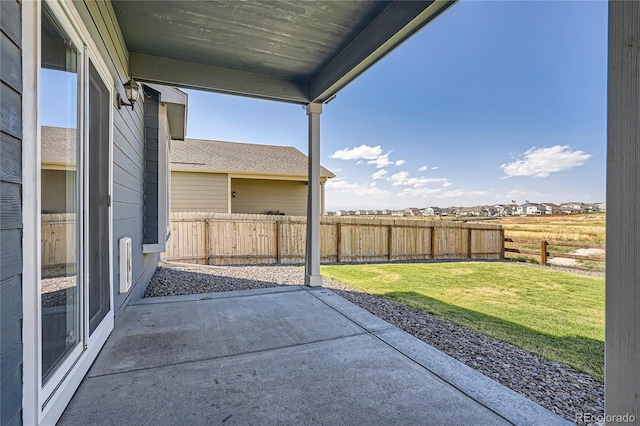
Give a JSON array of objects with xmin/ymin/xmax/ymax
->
[
  {"xmin": 428, "ymin": 225, "xmax": 435, "ymax": 259},
  {"xmin": 387, "ymin": 225, "xmax": 393, "ymax": 261},
  {"xmin": 275, "ymin": 220, "xmax": 281, "ymax": 264},
  {"xmin": 541, "ymin": 240, "xmax": 548, "ymax": 266},
  {"xmin": 500, "ymin": 228, "xmax": 505, "ymax": 259},
  {"xmin": 467, "ymin": 227, "xmax": 472, "ymax": 259},
  {"xmin": 205, "ymin": 218, "xmax": 211, "ymax": 265},
  {"xmin": 336, "ymin": 222, "xmax": 342, "ymax": 263}
]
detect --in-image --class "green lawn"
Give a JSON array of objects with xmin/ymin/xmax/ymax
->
[{"xmin": 321, "ymin": 262, "xmax": 604, "ymax": 380}]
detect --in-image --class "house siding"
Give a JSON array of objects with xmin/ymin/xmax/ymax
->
[
  {"xmin": 231, "ymin": 178, "xmax": 308, "ymax": 216},
  {"xmin": 0, "ymin": 0, "xmax": 23, "ymax": 424},
  {"xmin": 74, "ymin": 1, "xmax": 160, "ymax": 316},
  {"xmin": 111, "ymin": 95, "xmax": 158, "ymax": 315},
  {"xmin": 41, "ymin": 170, "xmax": 74, "ymax": 213},
  {"xmin": 171, "ymin": 171, "xmax": 229, "ymax": 213},
  {"xmin": 143, "ymin": 89, "xmax": 159, "ymax": 244}
]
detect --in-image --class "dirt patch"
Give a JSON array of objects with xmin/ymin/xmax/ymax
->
[{"xmin": 548, "ymin": 248, "xmax": 605, "ymax": 267}]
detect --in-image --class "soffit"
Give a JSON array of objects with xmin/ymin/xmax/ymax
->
[{"xmin": 112, "ymin": 0, "xmax": 455, "ymax": 104}]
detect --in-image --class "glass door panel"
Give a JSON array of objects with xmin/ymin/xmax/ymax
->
[
  {"xmin": 88, "ymin": 60, "xmax": 111, "ymax": 335},
  {"xmin": 40, "ymin": 6, "xmax": 81, "ymax": 384}
]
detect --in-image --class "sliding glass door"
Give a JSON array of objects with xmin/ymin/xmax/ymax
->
[
  {"xmin": 87, "ymin": 61, "xmax": 111, "ymax": 335},
  {"xmin": 40, "ymin": 5, "xmax": 82, "ymax": 385},
  {"xmin": 39, "ymin": 2, "xmax": 113, "ymax": 406}
]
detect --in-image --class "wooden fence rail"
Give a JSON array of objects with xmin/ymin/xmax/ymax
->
[
  {"xmin": 504, "ymin": 238, "xmax": 605, "ymax": 267},
  {"xmin": 165, "ymin": 212, "xmax": 504, "ymax": 265}
]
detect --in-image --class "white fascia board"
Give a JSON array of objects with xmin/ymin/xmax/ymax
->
[{"xmin": 143, "ymin": 83, "xmax": 188, "ymax": 140}]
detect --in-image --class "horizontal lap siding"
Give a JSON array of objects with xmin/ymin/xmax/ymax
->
[
  {"xmin": 231, "ymin": 178, "xmax": 307, "ymax": 216},
  {"xmin": 143, "ymin": 90, "xmax": 159, "ymax": 244},
  {"xmin": 112, "ymin": 105, "xmax": 155, "ymax": 314},
  {"xmin": 74, "ymin": 1, "xmax": 159, "ymax": 315},
  {"xmin": 0, "ymin": 0, "xmax": 22, "ymax": 424},
  {"xmin": 41, "ymin": 170, "xmax": 74, "ymax": 213},
  {"xmin": 171, "ymin": 171, "xmax": 228, "ymax": 213}
]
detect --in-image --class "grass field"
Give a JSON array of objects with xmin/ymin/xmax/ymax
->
[
  {"xmin": 321, "ymin": 262, "xmax": 605, "ymax": 380},
  {"xmin": 492, "ymin": 213, "xmax": 606, "ymax": 245},
  {"xmin": 486, "ymin": 213, "xmax": 606, "ymax": 269}
]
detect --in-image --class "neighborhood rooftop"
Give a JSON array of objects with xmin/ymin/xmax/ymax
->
[
  {"xmin": 41, "ymin": 126, "xmax": 76, "ymax": 165},
  {"xmin": 171, "ymin": 138, "xmax": 335, "ymax": 178}
]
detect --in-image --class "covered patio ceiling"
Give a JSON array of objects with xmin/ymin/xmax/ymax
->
[{"xmin": 112, "ymin": 0, "xmax": 455, "ymax": 104}]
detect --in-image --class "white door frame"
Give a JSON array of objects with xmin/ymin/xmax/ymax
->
[{"xmin": 22, "ymin": 1, "xmax": 115, "ymax": 424}]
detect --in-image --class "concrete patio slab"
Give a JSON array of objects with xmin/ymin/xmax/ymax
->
[
  {"xmin": 89, "ymin": 287, "xmax": 363, "ymax": 377},
  {"xmin": 59, "ymin": 287, "xmax": 571, "ymax": 426}
]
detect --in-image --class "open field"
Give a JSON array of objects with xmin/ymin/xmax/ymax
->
[
  {"xmin": 490, "ymin": 213, "xmax": 606, "ymax": 245},
  {"xmin": 481, "ymin": 213, "xmax": 606, "ymax": 270},
  {"xmin": 321, "ymin": 262, "xmax": 605, "ymax": 380}
]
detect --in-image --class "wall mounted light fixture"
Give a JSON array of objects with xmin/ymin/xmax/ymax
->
[
  {"xmin": 232, "ymin": 191, "xmax": 237, "ymax": 198},
  {"xmin": 117, "ymin": 76, "xmax": 141, "ymax": 110}
]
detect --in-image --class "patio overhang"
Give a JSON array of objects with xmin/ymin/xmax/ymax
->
[{"xmin": 112, "ymin": 0, "xmax": 455, "ymax": 104}]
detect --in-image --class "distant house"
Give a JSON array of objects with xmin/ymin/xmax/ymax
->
[
  {"xmin": 583, "ymin": 203, "xmax": 600, "ymax": 213},
  {"xmin": 404, "ymin": 207, "xmax": 421, "ymax": 216},
  {"xmin": 480, "ymin": 205, "xmax": 496, "ymax": 217},
  {"xmin": 458, "ymin": 207, "xmax": 478, "ymax": 217},
  {"xmin": 494, "ymin": 205, "xmax": 508, "ymax": 216},
  {"xmin": 517, "ymin": 203, "xmax": 544, "ymax": 215},
  {"xmin": 171, "ymin": 139, "xmax": 335, "ymax": 216},
  {"xmin": 501, "ymin": 204, "xmax": 518, "ymax": 215},
  {"xmin": 445, "ymin": 207, "xmax": 461, "ymax": 216},
  {"xmin": 541, "ymin": 203, "xmax": 559, "ymax": 215},
  {"xmin": 423, "ymin": 207, "xmax": 442, "ymax": 216},
  {"xmin": 558, "ymin": 202, "xmax": 586, "ymax": 214}
]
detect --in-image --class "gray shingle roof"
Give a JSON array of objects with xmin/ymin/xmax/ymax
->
[{"xmin": 171, "ymin": 138, "xmax": 335, "ymax": 179}]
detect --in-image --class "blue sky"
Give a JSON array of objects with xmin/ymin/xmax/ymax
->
[{"xmin": 183, "ymin": 0, "xmax": 608, "ymax": 211}]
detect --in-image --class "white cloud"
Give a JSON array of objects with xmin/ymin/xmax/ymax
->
[
  {"xmin": 367, "ymin": 152, "xmax": 392, "ymax": 168},
  {"xmin": 325, "ymin": 178, "xmax": 357, "ymax": 190},
  {"xmin": 438, "ymin": 189, "xmax": 489, "ymax": 199},
  {"xmin": 325, "ymin": 178, "xmax": 390, "ymax": 197},
  {"xmin": 330, "ymin": 144, "xmax": 405, "ymax": 170},
  {"xmin": 390, "ymin": 172, "xmax": 450, "ymax": 188},
  {"xmin": 432, "ymin": 166, "xmax": 439, "ymax": 170},
  {"xmin": 501, "ymin": 145, "xmax": 591, "ymax": 178},
  {"xmin": 372, "ymin": 169, "xmax": 388, "ymax": 180},
  {"xmin": 418, "ymin": 166, "xmax": 428, "ymax": 172},
  {"xmin": 396, "ymin": 186, "xmax": 488, "ymax": 200},
  {"xmin": 331, "ymin": 144, "xmax": 382, "ymax": 161},
  {"xmin": 398, "ymin": 187, "xmax": 442, "ymax": 198}
]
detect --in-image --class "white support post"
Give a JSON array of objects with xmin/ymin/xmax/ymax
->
[
  {"xmin": 304, "ymin": 103, "xmax": 323, "ymax": 287},
  {"xmin": 607, "ymin": 2, "xmax": 640, "ymax": 423}
]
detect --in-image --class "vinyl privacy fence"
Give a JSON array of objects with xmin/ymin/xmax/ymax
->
[{"xmin": 165, "ymin": 213, "xmax": 504, "ymax": 265}]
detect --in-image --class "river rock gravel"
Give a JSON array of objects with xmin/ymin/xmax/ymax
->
[{"xmin": 145, "ymin": 262, "xmax": 604, "ymax": 425}]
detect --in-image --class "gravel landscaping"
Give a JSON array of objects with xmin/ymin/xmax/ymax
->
[{"xmin": 146, "ymin": 262, "xmax": 604, "ymax": 425}]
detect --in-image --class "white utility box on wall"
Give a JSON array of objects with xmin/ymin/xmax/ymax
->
[{"xmin": 119, "ymin": 237, "xmax": 132, "ymax": 293}]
